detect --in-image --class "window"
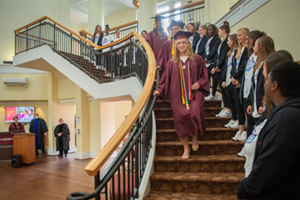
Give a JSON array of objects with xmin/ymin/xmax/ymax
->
[
  {"xmin": 174, "ymin": 2, "xmax": 181, "ymax": 21},
  {"xmin": 157, "ymin": 5, "xmax": 170, "ymax": 35}
]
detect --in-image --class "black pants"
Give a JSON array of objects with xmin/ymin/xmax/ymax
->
[
  {"xmin": 234, "ymin": 87, "xmax": 245, "ymax": 125},
  {"xmin": 58, "ymin": 137, "xmax": 68, "ymax": 155},
  {"xmin": 243, "ymin": 98, "xmax": 258, "ymax": 138},
  {"xmin": 227, "ymin": 83, "xmax": 237, "ymax": 121},
  {"xmin": 212, "ymin": 72, "xmax": 228, "ymax": 107}
]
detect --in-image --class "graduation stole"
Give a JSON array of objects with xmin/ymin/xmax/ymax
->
[{"xmin": 179, "ymin": 59, "xmax": 193, "ymax": 110}]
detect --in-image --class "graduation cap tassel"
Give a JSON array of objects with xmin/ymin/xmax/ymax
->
[
  {"xmin": 154, "ymin": 18, "xmax": 156, "ymax": 29},
  {"xmin": 171, "ymin": 37, "xmax": 175, "ymax": 55}
]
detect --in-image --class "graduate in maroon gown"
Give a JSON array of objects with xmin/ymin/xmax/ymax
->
[
  {"xmin": 146, "ymin": 16, "xmax": 168, "ymax": 59},
  {"xmin": 154, "ymin": 31, "xmax": 210, "ymax": 159},
  {"xmin": 156, "ymin": 20, "xmax": 185, "ymax": 73}
]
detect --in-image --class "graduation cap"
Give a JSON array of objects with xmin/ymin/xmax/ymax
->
[
  {"xmin": 174, "ymin": 31, "xmax": 193, "ymax": 40},
  {"xmin": 170, "ymin": 20, "xmax": 185, "ymax": 29},
  {"xmin": 151, "ymin": 15, "xmax": 165, "ymax": 28}
]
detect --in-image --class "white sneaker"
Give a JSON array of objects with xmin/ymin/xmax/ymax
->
[
  {"xmin": 237, "ymin": 146, "xmax": 245, "ymax": 157},
  {"xmin": 232, "ymin": 131, "xmax": 242, "ymax": 141},
  {"xmin": 229, "ymin": 120, "xmax": 239, "ymax": 128},
  {"xmin": 219, "ymin": 109, "xmax": 231, "ymax": 118},
  {"xmin": 224, "ymin": 119, "xmax": 233, "ymax": 128},
  {"xmin": 238, "ymin": 131, "xmax": 247, "ymax": 142},
  {"xmin": 215, "ymin": 109, "xmax": 225, "ymax": 117},
  {"xmin": 205, "ymin": 94, "xmax": 214, "ymax": 100}
]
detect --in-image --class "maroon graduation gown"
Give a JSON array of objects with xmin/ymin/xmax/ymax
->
[
  {"xmin": 157, "ymin": 39, "xmax": 172, "ymax": 72},
  {"xmin": 146, "ymin": 30, "xmax": 167, "ymax": 59},
  {"xmin": 157, "ymin": 54, "xmax": 209, "ymax": 138}
]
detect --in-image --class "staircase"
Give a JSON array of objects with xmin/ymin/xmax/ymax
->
[{"xmin": 145, "ymin": 99, "xmax": 245, "ymax": 200}]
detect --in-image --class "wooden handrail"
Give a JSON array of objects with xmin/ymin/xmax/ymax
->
[
  {"xmin": 79, "ymin": 20, "xmax": 138, "ymax": 38},
  {"xmin": 84, "ymin": 31, "xmax": 156, "ymax": 176},
  {"xmin": 79, "ymin": 30, "xmax": 93, "ymax": 38},
  {"xmin": 14, "ymin": 16, "xmax": 134, "ymax": 50},
  {"xmin": 157, "ymin": 0, "xmax": 205, "ymax": 16},
  {"xmin": 110, "ymin": 20, "xmax": 139, "ymax": 31}
]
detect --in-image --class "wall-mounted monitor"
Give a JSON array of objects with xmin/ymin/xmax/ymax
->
[{"xmin": 5, "ymin": 107, "xmax": 35, "ymax": 123}]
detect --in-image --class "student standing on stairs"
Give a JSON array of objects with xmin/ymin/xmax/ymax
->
[
  {"xmin": 237, "ymin": 61, "xmax": 300, "ymax": 200},
  {"xmin": 211, "ymin": 22, "xmax": 230, "ymax": 117},
  {"xmin": 231, "ymin": 28, "xmax": 249, "ymax": 142},
  {"xmin": 153, "ymin": 31, "xmax": 209, "ymax": 160}
]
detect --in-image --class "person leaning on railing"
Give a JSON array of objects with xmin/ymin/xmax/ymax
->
[{"xmin": 9, "ymin": 116, "xmax": 25, "ymax": 132}]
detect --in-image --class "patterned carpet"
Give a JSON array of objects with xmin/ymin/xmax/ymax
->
[{"xmin": 144, "ymin": 99, "xmax": 245, "ymax": 200}]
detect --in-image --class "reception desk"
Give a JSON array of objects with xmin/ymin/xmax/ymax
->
[{"xmin": 13, "ymin": 133, "xmax": 36, "ymax": 164}]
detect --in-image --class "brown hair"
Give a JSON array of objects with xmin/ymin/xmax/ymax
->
[
  {"xmin": 93, "ymin": 25, "xmax": 103, "ymax": 38},
  {"xmin": 253, "ymin": 36, "xmax": 275, "ymax": 74},
  {"xmin": 200, "ymin": 24, "xmax": 207, "ymax": 30},
  {"xmin": 219, "ymin": 21, "xmax": 230, "ymax": 34},
  {"xmin": 263, "ymin": 51, "xmax": 292, "ymax": 116},
  {"xmin": 247, "ymin": 30, "xmax": 266, "ymax": 55},
  {"xmin": 276, "ymin": 50, "xmax": 294, "ymax": 61},
  {"xmin": 13, "ymin": 116, "xmax": 19, "ymax": 120},
  {"xmin": 227, "ymin": 34, "xmax": 238, "ymax": 57},
  {"xmin": 172, "ymin": 38, "xmax": 194, "ymax": 64},
  {"xmin": 236, "ymin": 28, "xmax": 249, "ymax": 59},
  {"xmin": 188, "ymin": 23, "xmax": 196, "ymax": 33}
]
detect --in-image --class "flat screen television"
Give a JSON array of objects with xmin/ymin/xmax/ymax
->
[{"xmin": 5, "ymin": 107, "xmax": 35, "ymax": 123}]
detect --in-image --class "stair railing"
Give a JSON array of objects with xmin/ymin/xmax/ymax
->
[
  {"xmin": 15, "ymin": 16, "xmax": 148, "ymax": 84},
  {"xmin": 157, "ymin": 0, "xmax": 205, "ymax": 28},
  {"xmin": 79, "ymin": 20, "xmax": 139, "ymax": 42},
  {"xmin": 15, "ymin": 16, "xmax": 157, "ymax": 200}
]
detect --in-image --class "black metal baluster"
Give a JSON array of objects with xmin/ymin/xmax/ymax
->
[{"xmin": 94, "ymin": 171, "xmax": 100, "ymax": 200}]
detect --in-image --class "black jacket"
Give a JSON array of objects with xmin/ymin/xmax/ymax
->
[
  {"xmin": 195, "ymin": 35, "xmax": 208, "ymax": 59},
  {"xmin": 237, "ymin": 97, "xmax": 300, "ymax": 200},
  {"xmin": 203, "ymin": 34, "xmax": 221, "ymax": 64},
  {"xmin": 192, "ymin": 32, "xmax": 201, "ymax": 53},
  {"xmin": 54, "ymin": 123, "xmax": 70, "ymax": 151},
  {"xmin": 215, "ymin": 36, "xmax": 229, "ymax": 81},
  {"xmin": 92, "ymin": 33, "xmax": 103, "ymax": 46},
  {"xmin": 221, "ymin": 50, "xmax": 237, "ymax": 83},
  {"xmin": 246, "ymin": 67, "xmax": 265, "ymax": 109},
  {"xmin": 231, "ymin": 46, "xmax": 248, "ymax": 84}
]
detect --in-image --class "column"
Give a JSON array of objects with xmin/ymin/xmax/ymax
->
[
  {"xmin": 75, "ymin": 86, "xmax": 90, "ymax": 159},
  {"xmin": 88, "ymin": 0, "xmax": 104, "ymax": 34},
  {"xmin": 47, "ymin": 71, "xmax": 56, "ymax": 155},
  {"xmin": 138, "ymin": 0, "xmax": 157, "ymax": 33}
]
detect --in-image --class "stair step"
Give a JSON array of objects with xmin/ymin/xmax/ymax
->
[
  {"xmin": 155, "ymin": 99, "xmax": 222, "ymax": 108},
  {"xmin": 154, "ymin": 155, "xmax": 244, "ymax": 173},
  {"xmin": 156, "ymin": 140, "xmax": 244, "ymax": 156},
  {"xmin": 154, "ymin": 107, "xmax": 223, "ymax": 118},
  {"xmin": 150, "ymin": 172, "xmax": 244, "ymax": 194},
  {"xmin": 144, "ymin": 191, "xmax": 237, "ymax": 200},
  {"xmin": 156, "ymin": 128, "xmax": 239, "ymax": 141},
  {"xmin": 156, "ymin": 117, "xmax": 231, "ymax": 129}
]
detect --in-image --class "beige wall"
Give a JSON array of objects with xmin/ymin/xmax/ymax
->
[
  {"xmin": 0, "ymin": 73, "xmax": 48, "ymax": 101},
  {"xmin": 205, "ymin": 0, "xmax": 239, "ymax": 24},
  {"xmin": 231, "ymin": 0, "xmax": 300, "ymax": 61},
  {"xmin": 105, "ymin": 8, "xmax": 138, "ymax": 29},
  {"xmin": 57, "ymin": 76, "xmax": 76, "ymax": 100}
]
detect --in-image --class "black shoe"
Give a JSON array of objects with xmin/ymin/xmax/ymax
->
[
  {"xmin": 58, "ymin": 154, "xmax": 63, "ymax": 158},
  {"xmin": 65, "ymin": 154, "xmax": 67, "ymax": 157}
]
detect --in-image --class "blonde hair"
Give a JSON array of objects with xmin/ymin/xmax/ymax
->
[
  {"xmin": 236, "ymin": 28, "xmax": 249, "ymax": 59},
  {"xmin": 172, "ymin": 38, "xmax": 194, "ymax": 64}
]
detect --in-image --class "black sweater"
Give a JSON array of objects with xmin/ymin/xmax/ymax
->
[
  {"xmin": 195, "ymin": 35, "xmax": 208, "ymax": 59},
  {"xmin": 215, "ymin": 36, "xmax": 229, "ymax": 80},
  {"xmin": 237, "ymin": 97, "xmax": 300, "ymax": 200},
  {"xmin": 246, "ymin": 67, "xmax": 265, "ymax": 109},
  {"xmin": 192, "ymin": 32, "xmax": 201, "ymax": 53},
  {"xmin": 203, "ymin": 34, "xmax": 221, "ymax": 64},
  {"xmin": 231, "ymin": 46, "xmax": 249, "ymax": 85},
  {"xmin": 221, "ymin": 50, "xmax": 237, "ymax": 83}
]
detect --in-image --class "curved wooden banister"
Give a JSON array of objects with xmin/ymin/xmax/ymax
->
[
  {"xmin": 79, "ymin": 30, "xmax": 93, "ymax": 38},
  {"xmin": 110, "ymin": 20, "xmax": 139, "ymax": 31},
  {"xmin": 84, "ymin": 31, "xmax": 156, "ymax": 176},
  {"xmin": 157, "ymin": 0, "xmax": 205, "ymax": 16},
  {"xmin": 14, "ymin": 16, "xmax": 132, "ymax": 51}
]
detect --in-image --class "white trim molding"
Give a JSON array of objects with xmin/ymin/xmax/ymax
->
[{"xmin": 215, "ymin": 0, "xmax": 270, "ymax": 27}]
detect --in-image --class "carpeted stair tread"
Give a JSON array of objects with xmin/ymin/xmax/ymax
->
[
  {"xmin": 150, "ymin": 172, "xmax": 244, "ymax": 183},
  {"xmin": 156, "ymin": 140, "xmax": 244, "ymax": 147},
  {"xmin": 144, "ymin": 191, "xmax": 237, "ymax": 200},
  {"xmin": 154, "ymin": 155, "xmax": 244, "ymax": 163},
  {"xmin": 156, "ymin": 127, "xmax": 239, "ymax": 133},
  {"xmin": 156, "ymin": 117, "xmax": 231, "ymax": 121}
]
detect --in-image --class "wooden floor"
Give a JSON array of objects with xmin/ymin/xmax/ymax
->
[{"xmin": 0, "ymin": 153, "xmax": 109, "ymax": 200}]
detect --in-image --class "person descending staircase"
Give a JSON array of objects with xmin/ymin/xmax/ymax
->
[{"xmin": 145, "ymin": 99, "xmax": 245, "ymax": 200}]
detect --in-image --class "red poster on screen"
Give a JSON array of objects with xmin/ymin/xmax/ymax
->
[{"xmin": 5, "ymin": 107, "xmax": 17, "ymax": 122}]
